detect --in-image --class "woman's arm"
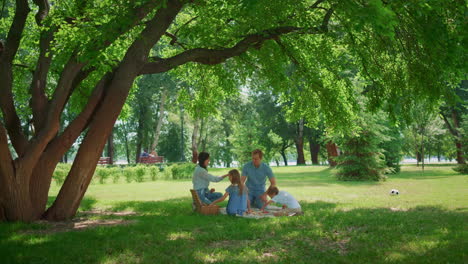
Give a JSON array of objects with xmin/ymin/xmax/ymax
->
[
  {"xmin": 210, "ymin": 192, "xmax": 228, "ymax": 205},
  {"xmin": 201, "ymin": 170, "xmax": 228, "ymax": 183}
]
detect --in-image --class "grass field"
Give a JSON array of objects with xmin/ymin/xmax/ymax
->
[{"xmin": 1, "ymin": 165, "xmax": 467, "ymax": 263}]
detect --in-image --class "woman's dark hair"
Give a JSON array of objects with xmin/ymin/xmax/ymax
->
[{"xmin": 198, "ymin": 152, "xmax": 210, "ymax": 169}]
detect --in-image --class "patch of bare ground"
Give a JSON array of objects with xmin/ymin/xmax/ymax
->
[{"xmin": 22, "ymin": 210, "xmax": 137, "ymax": 234}]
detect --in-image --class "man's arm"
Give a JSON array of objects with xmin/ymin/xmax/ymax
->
[
  {"xmin": 269, "ymin": 177, "xmax": 277, "ymax": 187},
  {"xmin": 266, "ymin": 165, "xmax": 276, "ymax": 186}
]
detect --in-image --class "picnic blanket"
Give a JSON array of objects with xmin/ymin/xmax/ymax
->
[{"xmin": 219, "ymin": 205, "xmax": 298, "ymax": 219}]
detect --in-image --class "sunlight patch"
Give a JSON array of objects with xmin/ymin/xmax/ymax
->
[{"xmin": 167, "ymin": 231, "xmax": 193, "ymax": 241}]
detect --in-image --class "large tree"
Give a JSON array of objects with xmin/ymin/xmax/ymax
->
[{"xmin": 0, "ymin": 0, "xmax": 464, "ymax": 222}]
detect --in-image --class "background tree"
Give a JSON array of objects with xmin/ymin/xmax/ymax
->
[
  {"xmin": 334, "ymin": 112, "xmax": 389, "ymax": 181},
  {"xmin": 403, "ymin": 103, "xmax": 446, "ymax": 170},
  {"xmin": 440, "ymin": 80, "xmax": 467, "ymax": 164}
]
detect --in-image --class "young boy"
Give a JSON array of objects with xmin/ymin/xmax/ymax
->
[{"xmin": 260, "ymin": 186, "xmax": 302, "ymax": 216}]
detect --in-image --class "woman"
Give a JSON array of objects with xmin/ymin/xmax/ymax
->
[{"xmin": 192, "ymin": 152, "xmax": 228, "ymax": 204}]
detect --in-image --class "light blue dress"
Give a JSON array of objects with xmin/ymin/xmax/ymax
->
[{"xmin": 226, "ymin": 185, "xmax": 248, "ymax": 216}]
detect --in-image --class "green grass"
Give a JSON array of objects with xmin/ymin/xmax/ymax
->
[{"xmin": 1, "ymin": 165, "xmax": 467, "ymax": 263}]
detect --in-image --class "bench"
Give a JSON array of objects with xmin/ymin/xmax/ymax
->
[
  {"xmin": 190, "ymin": 189, "xmax": 219, "ymax": 215},
  {"xmin": 98, "ymin": 157, "xmax": 111, "ymax": 165},
  {"xmin": 138, "ymin": 156, "xmax": 164, "ymax": 164}
]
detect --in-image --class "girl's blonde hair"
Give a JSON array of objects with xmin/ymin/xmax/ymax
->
[{"xmin": 228, "ymin": 169, "xmax": 244, "ymax": 195}]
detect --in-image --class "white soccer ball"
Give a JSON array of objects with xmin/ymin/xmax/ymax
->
[{"xmin": 390, "ymin": 189, "xmax": 399, "ymax": 195}]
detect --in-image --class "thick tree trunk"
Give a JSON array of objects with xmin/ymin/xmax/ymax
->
[
  {"xmin": 107, "ymin": 128, "xmax": 114, "ymax": 165},
  {"xmin": 180, "ymin": 105, "xmax": 186, "ymax": 161},
  {"xmin": 196, "ymin": 117, "xmax": 203, "ymax": 152},
  {"xmin": 135, "ymin": 114, "xmax": 144, "ymax": 163},
  {"xmin": 421, "ymin": 134, "xmax": 425, "ymax": 171},
  {"xmin": 280, "ymin": 150, "xmax": 288, "ymax": 166},
  {"xmin": 123, "ymin": 123, "xmax": 131, "ymax": 164},
  {"xmin": 191, "ymin": 118, "xmax": 200, "ymax": 163},
  {"xmin": 455, "ymin": 142, "xmax": 465, "ymax": 164},
  {"xmin": 28, "ymin": 76, "xmax": 108, "ymax": 220},
  {"xmin": 221, "ymin": 118, "xmax": 233, "ymax": 167},
  {"xmin": 151, "ymin": 87, "xmax": 167, "ymax": 153},
  {"xmin": 441, "ymin": 110, "xmax": 466, "ymax": 164},
  {"xmin": 310, "ymin": 142, "xmax": 320, "ymax": 165},
  {"xmin": 294, "ymin": 119, "xmax": 306, "ymax": 165},
  {"xmin": 0, "ymin": 124, "xmax": 34, "ymax": 221},
  {"xmin": 326, "ymin": 141, "xmax": 339, "ymax": 167},
  {"xmin": 416, "ymin": 151, "xmax": 422, "ymax": 166}
]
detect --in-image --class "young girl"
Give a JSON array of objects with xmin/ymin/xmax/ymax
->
[{"xmin": 210, "ymin": 169, "xmax": 251, "ymax": 216}]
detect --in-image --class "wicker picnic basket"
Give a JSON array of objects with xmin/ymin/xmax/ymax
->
[{"xmin": 190, "ymin": 189, "xmax": 219, "ymax": 215}]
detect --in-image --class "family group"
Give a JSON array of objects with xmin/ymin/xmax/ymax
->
[{"xmin": 192, "ymin": 149, "xmax": 302, "ymax": 216}]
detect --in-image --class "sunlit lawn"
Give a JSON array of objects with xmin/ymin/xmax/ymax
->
[{"xmin": 1, "ymin": 165, "xmax": 466, "ymax": 263}]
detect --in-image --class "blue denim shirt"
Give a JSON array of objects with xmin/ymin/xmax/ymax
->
[{"xmin": 241, "ymin": 161, "xmax": 274, "ymax": 192}]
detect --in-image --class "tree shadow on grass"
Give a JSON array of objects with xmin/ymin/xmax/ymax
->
[
  {"xmin": 1, "ymin": 199, "xmax": 466, "ymax": 264},
  {"xmin": 47, "ymin": 196, "xmax": 98, "ymax": 211}
]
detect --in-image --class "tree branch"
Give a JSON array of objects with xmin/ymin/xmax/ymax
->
[
  {"xmin": 0, "ymin": 122, "xmax": 15, "ymax": 207},
  {"xmin": 0, "ymin": 122, "xmax": 14, "ymax": 175},
  {"xmin": 310, "ymin": 0, "xmax": 327, "ymax": 9},
  {"xmin": 13, "ymin": 63, "xmax": 33, "ymax": 71},
  {"xmin": 173, "ymin": 16, "xmax": 198, "ymax": 35},
  {"xmin": 164, "ymin": 32, "xmax": 187, "ymax": 49},
  {"xmin": 0, "ymin": 0, "xmax": 30, "ymax": 156},
  {"xmin": 140, "ymin": 26, "xmax": 326, "ymax": 74},
  {"xmin": 29, "ymin": 29, "xmax": 55, "ymax": 131},
  {"xmin": 28, "ymin": 0, "xmax": 52, "ymax": 130},
  {"xmin": 440, "ymin": 111, "xmax": 460, "ymax": 138},
  {"xmin": 320, "ymin": 7, "xmax": 334, "ymax": 32},
  {"xmin": 44, "ymin": 72, "xmax": 111, "ymax": 159},
  {"xmin": 32, "ymin": 0, "xmax": 49, "ymax": 26},
  {"xmin": 2, "ymin": 0, "xmax": 30, "ymax": 62}
]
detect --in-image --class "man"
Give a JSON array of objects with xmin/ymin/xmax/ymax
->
[
  {"xmin": 241, "ymin": 149, "xmax": 277, "ymax": 208},
  {"xmin": 140, "ymin": 149, "xmax": 150, "ymax": 157}
]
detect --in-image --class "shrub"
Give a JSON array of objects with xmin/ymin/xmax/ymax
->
[
  {"xmin": 95, "ymin": 167, "xmax": 111, "ymax": 184},
  {"xmin": 123, "ymin": 166, "xmax": 135, "ymax": 183},
  {"xmin": 148, "ymin": 166, "xmax": 160, "ymax": 181},
  {"xmin": 162, "ymin": 165, "xmax": 173, "ymax": 180},
  {"xmin": 134, "ymin": 166, "xmax": 146, "ymax": 182},
  {"xmin": 453, "ymin": 164, "xmax": 468, "ymax": 174},
  {"xmin": 108, "ymin": 167, "xmax": 123, "ymax": 183},
  {"xmin": 52, "ymin": 164, "xmax": 71, "ymax": 186},
  {"xmin": 171, "ymin": 163, "xmax": 195, "ymax": 180}
]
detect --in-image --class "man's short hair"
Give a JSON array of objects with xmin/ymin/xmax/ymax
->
[
  {"xmin": 266, "ymin": 186, "xmax": 279, "ymax": 196},
  {"xmin": 251, "ymin": 149, "xmax": 263, "ymax": 158}
]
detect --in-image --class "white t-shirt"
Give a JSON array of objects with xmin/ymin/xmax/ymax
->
[{"xmin": 271, "ymin": 191, "xmax": 301, "ymax": 209}]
